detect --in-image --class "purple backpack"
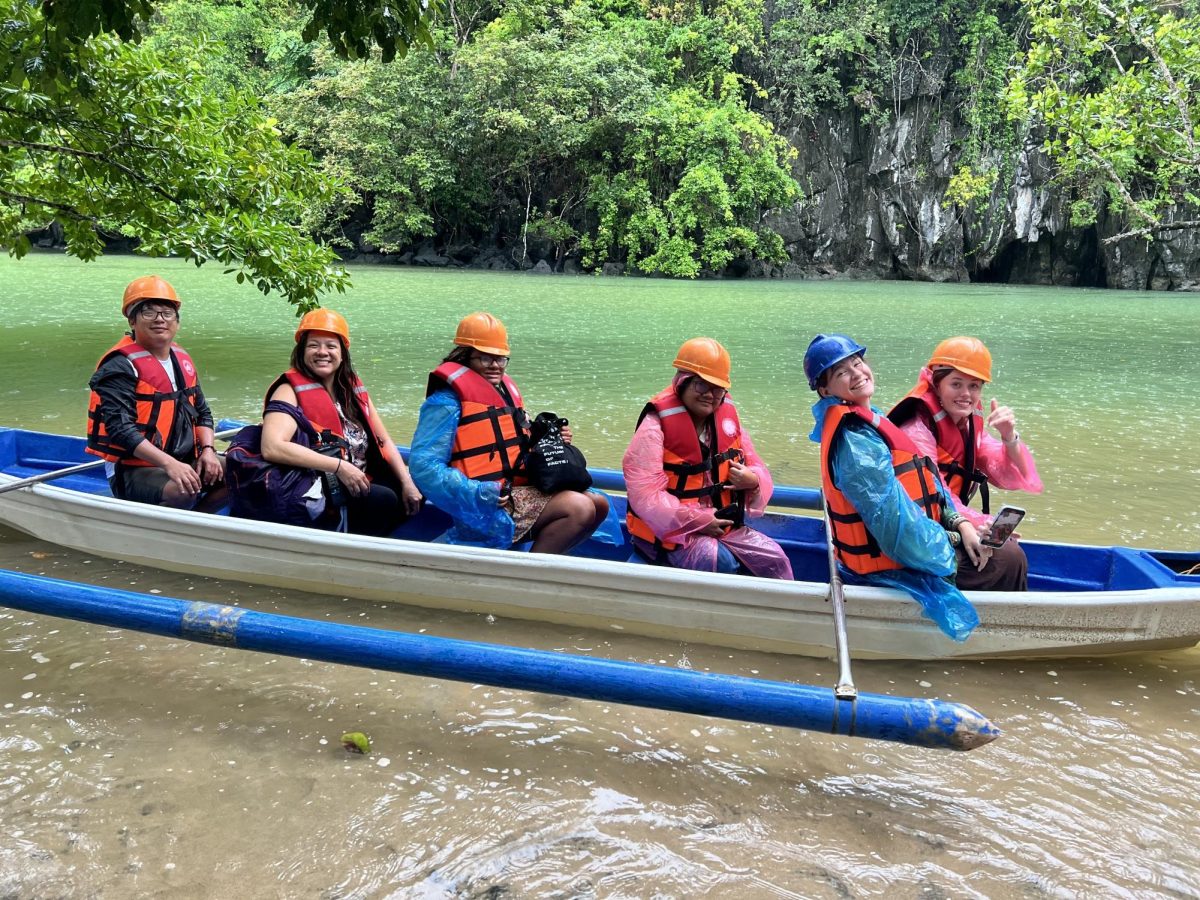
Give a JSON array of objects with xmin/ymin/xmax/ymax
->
[{"xmin": 225, "ymin": 401, "xmax": 329, "ymax": 527}]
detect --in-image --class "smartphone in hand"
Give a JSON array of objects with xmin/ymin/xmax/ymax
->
[{"xmin": 981, "ymin": 505, "xmax": 1025, "ymax": 548}]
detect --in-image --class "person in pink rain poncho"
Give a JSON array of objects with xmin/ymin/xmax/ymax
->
[
  {"xmin": 887, "ymin": 336, "xmax": 1042, "ymax": 591},
  {"xmin": 622, "ymin": 338, "xmax": 793, "ymax": 579}
]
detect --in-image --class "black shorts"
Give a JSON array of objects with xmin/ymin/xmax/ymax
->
[{"xmin": 110, "ymin": 464, "xmax": 200, "ymax": 508}]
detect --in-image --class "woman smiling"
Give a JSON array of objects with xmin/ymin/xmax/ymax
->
[
  {"xmin": 247, "ymin": 308, "xmax": 421, "ymax": 535},
  {"xmin": 623, "ymin": 337, "xmax": 792, "ymax": 578},
  {"xmin": 888, "ymin": 336, "xmax": 1042, "ymax": 591}
]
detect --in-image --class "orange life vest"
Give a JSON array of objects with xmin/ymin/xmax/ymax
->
[
  {"xmin": 267, "ymin": 369, "xmax": 385, "ymax": 453},
  {"xmin": 86, "ymin": 337, "xmax": 201, "ymax": 465},
  {"xmin": 820, "ymin": 402, "xmax": 944, "ymax": 575},
  {"xmin": 888, "ymin": 384, "xmax": 990, "ymax": 513},
  {"xmin": 626, "ymin": 387, "xmax": 745, "ymax": 552},
  {"xmin": 427, "ymin": 362, "xmax": 529, "ymax": 485}
]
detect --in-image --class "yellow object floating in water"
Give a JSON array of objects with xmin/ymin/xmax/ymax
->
[{"xmin": 341, "ymin": 732, "xmax": 370, "ymax": 754}]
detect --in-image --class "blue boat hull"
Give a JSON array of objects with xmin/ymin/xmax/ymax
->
[{"xmin": 1, "ymin": 426, "xmax": 1198, "ymax": 659}]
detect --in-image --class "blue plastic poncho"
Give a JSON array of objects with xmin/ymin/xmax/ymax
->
[
  {"xmin": 810, "ymin": 397, "xmax": 979, "ymax": 641},
  {"xmin": 409, "ymin": 389, "xmax": 623, "ymax": 549}
]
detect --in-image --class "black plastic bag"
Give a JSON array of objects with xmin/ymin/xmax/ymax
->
[{"xmin": 524, "ymin": 412, "xmax": 593, "ymax": 494}]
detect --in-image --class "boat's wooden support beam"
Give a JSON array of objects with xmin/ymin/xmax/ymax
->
[{"xmin": 0, "ymin": 570, "xmax": 998, "ymax": 751}]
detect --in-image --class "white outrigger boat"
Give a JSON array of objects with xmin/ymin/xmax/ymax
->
[{"xmin": 2, "ymin": 426, "xmax": 1198, "ymax": 660}]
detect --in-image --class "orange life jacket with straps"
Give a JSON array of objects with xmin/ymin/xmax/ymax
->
[
  {"xmin": 626, "ymin": 387, "xmax": 745, "ymax": 553},
  {"xmin": 267, "ymin": 369, "xmax": 385, "ymax": 454},
  {"xmin": 820, "ymin": 403, "xmax": 944, "ymax": 575},
  {"xmin": 427, "ymin": 363, "xmax": 529, "ymax": 485},
  {"xmin": 86, "ymin": 337, "xmax": 201, "ymax": 466},
  {"xmin": 888, "ymin": 385, "xmax": 990, "ymax": 513}
]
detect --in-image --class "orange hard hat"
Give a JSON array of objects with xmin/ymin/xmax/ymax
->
[
  {"xmin": 295, "ymin": 308, "xmax": 351, "ymax": 348},
  {"xmin": 453, "ymin": 312, "xmax": 510, "ymax": 356},
  {"xmin": 673, "ymin": 337, "xmax": 731, "ymax": 389},
  {"xmin": 928, "ymin": 336, "xmax": 992, "ymax": 382},
  {"xmin": 122, "ymin": 276, "xmax": 180, "ymax": 317}
]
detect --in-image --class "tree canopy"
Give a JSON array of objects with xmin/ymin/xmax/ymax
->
[
  {"xmin": 37, "ymin": 0, "xmax": 435, "ymax": 62},
  {"xmin": 278, "ymin": 0, "xmax": 800, "ymax": 276},
  {"xmin": 1008, "ymin": 0, "xmax": 1200, "ymax": 242},
  {"xmin": 5, "ymin": 0, "xmax": 1199, "ymax": 293},
  {"xmin": 0, "ymin": 0, "xmax": 437, "ymax": 308}
]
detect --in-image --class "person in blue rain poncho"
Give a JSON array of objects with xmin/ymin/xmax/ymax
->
[
  {"xmin": 409, "ymin": 312, "xmax": 622, "ymax": 551},
  {"xmin": 804, "ymin": 334, "xmax": 982, "ymax": 641}
]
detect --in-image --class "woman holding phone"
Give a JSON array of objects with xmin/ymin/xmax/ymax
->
[{"xmin": 887, "ymin": 336, "xmax": 1042, "ymax": 591}]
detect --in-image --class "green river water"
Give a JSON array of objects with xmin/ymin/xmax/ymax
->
[
  {"xmin": 1, "ymin": 253, "xmax": 1199, "ymax": 897},
  {"xmin": 4, "ymin": 252, "xmax": 1199, "ymax": 545}
]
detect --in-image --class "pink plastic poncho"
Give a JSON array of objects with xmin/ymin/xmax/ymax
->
[
  {"xmin": 621, "ymin": 376, "xmax": 793, "ymax": 579},
  {"xmin": 897, "ymin": 367, "xmax": 1043, "ymax": 530}
]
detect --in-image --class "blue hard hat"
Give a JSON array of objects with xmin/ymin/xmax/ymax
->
[{"xmin": 803, "ymin": 334, "xmax": 867, "ymax": 390}]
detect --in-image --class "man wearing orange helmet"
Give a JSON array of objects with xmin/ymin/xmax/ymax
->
[
  {"xmin": 409, "ymin": 312, "xmax": 615, "ymax": 552},
  {"xmin": 86, "ymin": 275, "xmax": 227, "ymax": 510},
  {"xmin": 888, "ymin": 336, "xmax": 1042, "ymax": 591},
  {"xmin": 622, "ymin": 338, "xmax": 793, "ymax": 578}
]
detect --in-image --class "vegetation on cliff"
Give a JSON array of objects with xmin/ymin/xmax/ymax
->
[{"xmin": 2, "ymin": 0, "xmax": 1197, "ymax": 290}]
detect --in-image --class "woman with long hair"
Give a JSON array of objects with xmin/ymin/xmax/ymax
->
[{"xmin": 252, "ymin": 308, "xmax": 422, "ymax": 535}]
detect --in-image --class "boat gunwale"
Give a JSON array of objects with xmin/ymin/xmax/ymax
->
[{"xmin": 2, "ymin": 471, "xmax": 1197, "ymax": 613}]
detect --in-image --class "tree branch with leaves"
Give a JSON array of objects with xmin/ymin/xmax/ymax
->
[{"xmin": 1008, "ymin": 0, "xmax": 1200, "ymax": 244}]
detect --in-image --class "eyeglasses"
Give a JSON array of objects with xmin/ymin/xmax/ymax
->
[
  {"xmin": 136, "ymin": 306, "xmax": 178, "ymax": 321},
  {"xmin": 689, "ymin": 380, "xmax": 726, "ymax": 398},
  {"xmin": 471, "ymin": 353, "xmax": 509, "ymax": 369}
]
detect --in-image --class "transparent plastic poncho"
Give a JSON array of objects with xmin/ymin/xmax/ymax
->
[{"xmin": 811, "ymin": 397, "xmax": 979, "ymax": 641}]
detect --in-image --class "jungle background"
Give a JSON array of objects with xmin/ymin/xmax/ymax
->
[{"xmin": 4, "ymin": 0, "xmax": 1199, "ymax": 299}]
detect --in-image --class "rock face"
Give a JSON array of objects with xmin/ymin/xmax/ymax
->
[{"xmin": 766, "ymin": 99, "xmax": 1200, "ymax": 291}]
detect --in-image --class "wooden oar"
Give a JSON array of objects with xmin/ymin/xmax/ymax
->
[
  {"xmin": 821, "ymin": 490, "xmax": 857, "ymax": 700},
  {"xmin": 0, "ymin": 426, "xmax": 244, "ymax": 497}
]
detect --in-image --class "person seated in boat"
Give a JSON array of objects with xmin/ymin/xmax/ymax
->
[
  {"xmin": 86, "ymin": 276, "xmax": 227, "ymax": 512},
  {"xmin": 887, "ymin": 336, "xmax": 1042, "ymax": 592},
  {"xmin": 408, "ymin": 312, "xmax": 614, "ymax": 552},
  {"xmin": 804, "ymin": 333, "xmax": 979, "ymax": 641},
  {"xmin": 245, "ymin": 308, "xmax": 422, "ymax": 536},
  {"xmin": 622, "ymin": 338, "xmax": 793, "ymax": 579}
]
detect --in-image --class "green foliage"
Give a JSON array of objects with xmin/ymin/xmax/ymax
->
[
  {"xmin": 944, "ymin": 165, "xmax": 997, "ymax": 208},
  {"xmin": 147, "ymin": 0, "xmax": 314, "ymax": 96},
  {"xmin": 35, "ymin": 0, "xmax": 438, "ymax": 66},
  {"xmin": 763, "ymin": 0, "xmax": 1021, "ymax": 137},
  {"xmin": 584, "ymin": 86, "xmax": 798, "ymax": 275},
  {"xmin": 953, "ymin": 5, "xmax": 1015, "ymax": 156},
  {"xmin": 0, "ymin": 3, "xmax": 348, "ymax": 309},
  {"xmin": 277, "ymin": 0, "xmax": 799, "ymax": 275},
  {"xmin": 1010, "ymin": 0, "xmax": 1200, "ymax": 237}
]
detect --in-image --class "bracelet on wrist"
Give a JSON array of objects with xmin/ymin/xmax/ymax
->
[
  {"xmin": 335, "ymin": 459, "xmax": 343, "ymax": 474},
  {"xmin": 199, "ymin": 444, "xmax": 215, "ymax": 453},
  {"xmin": 1003, "ymin": 431, "xmax": 1020, "ymax": 446}
]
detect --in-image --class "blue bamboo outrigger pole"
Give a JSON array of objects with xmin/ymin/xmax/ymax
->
[{"xmin": 0, "ymin": 569, "xmax": 999, "ymax": 751}]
